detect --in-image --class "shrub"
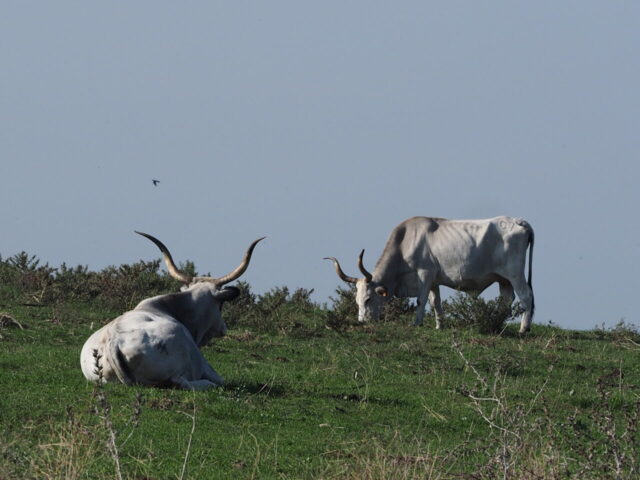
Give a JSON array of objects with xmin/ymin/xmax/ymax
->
[
  {"xmin": 0, "ymin": 252, "xmax": 55, "ymax": 304},
  {"xmin": 229, "ymin": 285, "xmax": 321, "ymax": 335},
  {"xmin": 325, "ymin": 286, "xmax": 359, "ymax": 331},
  {"xmin": 52, "ymin": 263, "xmax": 99, "ymax": 303},
  {"xmin": 221, "ymin": 281, "xmax": 257, "ymax": 329},
  {"xmin": 444, "ymin": 292, "xmax": 514, "ymax": 334},
  {"xmin": 380, "ymin": 296, "xmax": 414, "ymax": 323},
  {"xmin": 0, "ymin": 252, "xmax": 192, "ymax": 311},
  {"xmin": 94, "ymin": 260, "xmax": 181, "ymax": 311},
  {"xmin": 324, "ymin": 286, "xmax": 415, "ymax": 329}
]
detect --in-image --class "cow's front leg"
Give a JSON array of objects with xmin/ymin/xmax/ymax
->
[
  {"xmin": 414, "ymin": 271, "xmax": 434, "ymax": 326},
  {"xmin": 202, "ymin": 362, "xmax": 224, "ymax": 386},
  {"xmin": 499, "ymin": 281, "xmax": 515, "ymax": 304},
  {"xmin": 171, "ymin": 377, "xmax": 219, "ymax": 390},
  {"xmin": 429, "ymin": 286, "xmax": 444, "ymax": 329},
  {"xmin": 189, "ymin": 347, "xmax": 224, "ymax": 387}
]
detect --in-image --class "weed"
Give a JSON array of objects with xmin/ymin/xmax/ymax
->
[{"xmin": 91, "ymin": 350, "xmax": 124, "ymax": 480}]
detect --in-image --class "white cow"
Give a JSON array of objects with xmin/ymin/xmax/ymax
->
[
  {"xmin": 325, "ymin": 216, "xmax": 534, "ymax": 333},
  {"xmin": 80, "ymin": 232, "xmax": 264, "ymax": 390}
]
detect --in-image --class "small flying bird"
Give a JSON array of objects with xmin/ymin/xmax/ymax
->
[{"xmin": 152, "ymin": 179, "xmax": 160, "ymax": 186}]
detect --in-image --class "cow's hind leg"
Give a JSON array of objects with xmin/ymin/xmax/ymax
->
[
  {"xmin": 510, "ymin": 276, "xmax": 534, "ymax": 333},
  {"xmin": 429, "ymin": 286, "xmax": 444, "ymax": 329}
]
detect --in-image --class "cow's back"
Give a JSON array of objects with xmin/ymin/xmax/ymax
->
[{"xmin": 408, "ymin": 216, "xmax": 529, "ymax": 285}]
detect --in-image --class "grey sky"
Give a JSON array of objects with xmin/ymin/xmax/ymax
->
[{"xmin": 1, "ymin": 2, "xmax": 638, "ymax": 329}]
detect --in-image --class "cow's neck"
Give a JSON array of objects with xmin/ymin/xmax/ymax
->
[
  {"xmin": 372, "ymin": 224, "xmax": 412, "ymax": 295},
  {"xmin": 178, "ymin": 291, "xmax": 212, "ymax": 345},
  {"xmin": 373, "ymin": 252, "xmax": 401, "ymax": 294},
  {"xmin": 140, "ymin": 289, "xmax": 213, "ymax": 345}
]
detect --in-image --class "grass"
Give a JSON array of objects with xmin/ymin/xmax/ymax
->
[
  {"xmin": 0, "ymin": 255, "xmax": 639, "ymax": 478},
  {"xmin": 2, "ymin": 302, "xmax": 639, "ymax": 479}
]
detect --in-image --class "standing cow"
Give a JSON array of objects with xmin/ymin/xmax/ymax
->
[
  {"xmin": 80, "ymin": 232, "xmax": 264, "ymax": 390},
  {"xmin": 325, "ymin": 216, "xmax": 534, "ymax": 333}
]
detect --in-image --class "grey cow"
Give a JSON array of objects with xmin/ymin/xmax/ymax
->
[
  {"xmin": 80, "ymin": 232, "xmax": 264, "ymax": 390},
  {"xmin": 325, "ymin": 216, "xmax": 534, "ymax": 333}
]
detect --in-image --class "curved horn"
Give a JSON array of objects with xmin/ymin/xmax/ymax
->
[
  {"xmin": 324, "ymin": 257, "xmax": 359, "ymax": 284},
  {"xmin": 200, "ymin": 237, "xmax": 265, "ymax": 287},
  {"xmin": 135, "ymin": 231, "xmax": 192, "ymax": 284},
  {"xmin": 357, "ymin": 249, "xmax": 373, "ymax": 282}
]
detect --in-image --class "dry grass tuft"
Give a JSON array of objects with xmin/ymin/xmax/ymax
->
[
  {"xmin": 320, "ymin": 431, "xmax": 447, "ymax": 480},
  {"xmin": 0, "ymin": 312, "xmax": 24, "ymax": 329},
  {"xmin": 30, "ymin": 411, "xmax": 101, "ymax": 480}
]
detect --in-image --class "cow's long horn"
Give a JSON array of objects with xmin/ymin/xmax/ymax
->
[
  {"xmin": 357, "ymin": 249, "xmax": 373, "ymax": 282},
  {"xmin": 135, "ymin": 231, "xmax": 193, "ymax": 284},
  {"xmin": 200, "ymin": 237, "xmax": 265, "ymax": 287},
  {"xmin": 324, "ymin": 257, "xmax": 359, "ymax": 284}
]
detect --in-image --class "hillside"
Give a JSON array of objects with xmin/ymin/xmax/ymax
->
[{"xmin": 1, "ymin": 255, "xmax": 639, "ymax": 479}]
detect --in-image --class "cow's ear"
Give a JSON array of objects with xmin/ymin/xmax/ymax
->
[
  {"xmin": 375, "ymin": 286, "xmax": 388, "ymax": 297},
  {"xmin": 214, "ymin": 286, "xmax": 240, "ymax": 302}
]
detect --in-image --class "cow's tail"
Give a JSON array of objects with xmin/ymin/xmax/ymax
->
[
  {"xmin": 107, "ymin": 338, "xmax": 136, "ymax": 386},
  {"xmin": 526, "ymin": 224, "xmax": 535, "ymax": 316}
]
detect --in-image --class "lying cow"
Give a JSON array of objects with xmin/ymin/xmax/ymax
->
[
  {"xmin": 80, "ymin": 232, "xmax": 264, "ymax": 390},
  {"xmin": 325, "ymin": 216, "xmax": 534, "ymax": 333}
]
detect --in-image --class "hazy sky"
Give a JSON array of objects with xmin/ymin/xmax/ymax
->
[{"xmin": 2, "ymin": 2, "xmax": 638, "ymax": 330}]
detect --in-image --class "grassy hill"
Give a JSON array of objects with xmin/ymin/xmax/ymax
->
[{"xmin": 0, "ymin": 255, "xmax": 639, "ymax": 479}]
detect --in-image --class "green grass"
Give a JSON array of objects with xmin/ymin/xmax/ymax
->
[{"xmin": 1, "ymin": 299, "xmax": 639, "ymax": 479}]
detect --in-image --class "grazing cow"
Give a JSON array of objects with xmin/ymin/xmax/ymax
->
[
  {"xmin": 80, "ymin": 232, "xmax": 264, "ymax": 390},
  {"xmin": 325, "ymin": 216, "xmax": 534, "ymax": 333}
]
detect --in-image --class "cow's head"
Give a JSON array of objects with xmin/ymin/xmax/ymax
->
[
  {"xmin": 324, "ymin": 250, "xmax": 388, "ymax": 322},
  {"xmin": 135, "ymin": 231, "xmax": 264, "ymax": 339}
]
